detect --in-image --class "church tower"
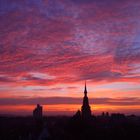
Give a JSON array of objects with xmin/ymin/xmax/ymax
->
[{"xmin": 81, "ymin": 81, "xmax": 91, "ymax": 119}]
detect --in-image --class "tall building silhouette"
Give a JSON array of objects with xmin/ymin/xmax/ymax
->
[
  {"xmin": 81, "ymin": 81, "xmax": 91, "ymax": 119},
  {"xmin": 33, "ymin": 104, "xmax": 43, "ymax": 119}
]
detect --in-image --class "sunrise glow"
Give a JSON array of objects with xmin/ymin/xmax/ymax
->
[{"xmin": 0, "ymin": 0, "xmax": 140, "ymax": 116}]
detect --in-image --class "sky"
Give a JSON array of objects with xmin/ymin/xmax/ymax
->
[{"xmin": 0, "ymin": 0, "xmax": 140, "ymax": 116}]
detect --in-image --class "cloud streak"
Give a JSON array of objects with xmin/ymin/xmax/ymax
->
[{"xmin": 0, "ymin": 97, "xmax": 140, "ymax": 106}]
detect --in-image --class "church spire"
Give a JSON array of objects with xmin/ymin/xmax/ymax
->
[
  {"xmin": 81, "ymin": 81, "xmax": 91, "ymax": 120},
  {"xmin": 84, "ymin": 81, "xmax": 87, "ymax": 96}
]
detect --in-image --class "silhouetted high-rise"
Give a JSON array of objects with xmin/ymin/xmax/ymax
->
[
  {"xmin": 81, "ymin": 81, "xmax": 91, "ymax": 119},
  {"xmin": 33, "ymin": 104, "xmax": 43, "ymax": 119}
]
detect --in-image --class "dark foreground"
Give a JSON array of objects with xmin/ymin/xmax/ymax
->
[{"xmin": 0, "ymin": 114, "xmax": 140, "ymax": 140}]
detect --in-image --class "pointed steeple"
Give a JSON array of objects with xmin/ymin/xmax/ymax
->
[
  {"xmin": 81, "ymin": 81, "xmax": 91, "ymax": 120},
  {"xmin": 84, "ymin": 81, "xmax": 87, "ymax": 96}
]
